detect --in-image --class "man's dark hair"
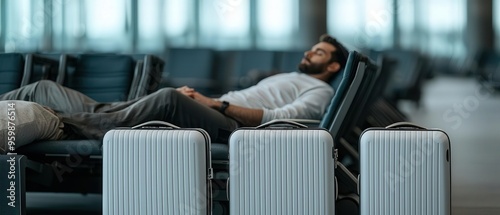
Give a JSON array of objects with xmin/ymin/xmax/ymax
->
[{"xmin": 319, "ymin": 34, "xmax": 349, "ymax": 70}]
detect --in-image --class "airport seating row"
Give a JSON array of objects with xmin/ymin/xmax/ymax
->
[
  {"xmin": 364, "ymin": 49, "xmax": 429, "ymax": 107},
  {"xmin": 1, "ymin": 48, "xmax": 433, "ymax": 104},
  {"xmin": 0, "ymin": 49, "xmax": 304, "ymax": 99},
  {"xmin": 0, "ymin": 49, "xmax": 417, "ymax": 214},
  {"xmin": 0, "ymin": 53, "xmax": 164, "ymax": 102},
  {"xmin": 160, "ymin": 48, "xmax": 305, "ymax": 95}
]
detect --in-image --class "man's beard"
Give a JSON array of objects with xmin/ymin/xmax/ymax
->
[{"xmin": 298, "ymin": 60, "xmax": 328, "ymax": 75}]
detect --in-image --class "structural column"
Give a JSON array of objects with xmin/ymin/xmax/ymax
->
[
  {"xmin": 466, "ymin": 0, "xmax": 494, "ymax": 53},
  {"xmin": 43, "ymin": 0, "xmax": 53, "ymax": 51},
  {"xmin": 298, "ymin": 0, "xmax": 328, "ymax": 49},
  {"xmin": 392, "ymin": 0, "xmax": 400, "ymax": 48}
]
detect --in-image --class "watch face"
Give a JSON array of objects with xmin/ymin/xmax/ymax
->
[{"xmin": 221, "ymin": 101, "xmax": 230, "ymax": 113}]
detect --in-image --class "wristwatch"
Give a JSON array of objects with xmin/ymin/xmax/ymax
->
[{"xmin": 219, "ymin": 101, "xmax": 230, "ymax": 114}]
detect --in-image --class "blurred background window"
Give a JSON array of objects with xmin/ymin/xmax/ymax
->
[
  {"xmin": 256, "ymin": 0, "xmax": 298, "ymax": 49},
  {"xmin": 0, "ymin": 0, "xmax": 479, "ymax": 57},
  {"xmin": 199, "ymin": 0, "xmax": 251, "ymax": 49},
  {"xmin": 85, "ymin": 0, "xmax": 128, "ymax": 51}
]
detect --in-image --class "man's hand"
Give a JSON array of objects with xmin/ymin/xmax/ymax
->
[
  {"xmin": 176, "ymin": 86, "xmax": 195, "ymax": 98},
  {"xmin": 191, "ymin": 92, "xmax": 218, "ymax": 108},
  {"xmin": 176, "ymin": 86, "xmax": 218, "ymax": 107}
]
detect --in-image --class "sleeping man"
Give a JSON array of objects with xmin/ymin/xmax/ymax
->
[{"xmin": 0, "ymin": 34, "xmax": 348, "ymax": 154}]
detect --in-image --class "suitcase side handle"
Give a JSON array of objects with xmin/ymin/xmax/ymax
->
[
  {"xmin": 256, "ymin": 119, "xmax": 307, "ymax": 129},
  {"xmin": 131, "ymin": 120, "xmax": 180, "ymax": 129},
  {"xmin": 386, "ymin": 122, "xmax": 427, "ymax": 129}
]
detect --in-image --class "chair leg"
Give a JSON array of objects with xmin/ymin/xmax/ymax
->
[{"xmin": 0, "ymin": 155, "xmax": 27, "ymax": 215}]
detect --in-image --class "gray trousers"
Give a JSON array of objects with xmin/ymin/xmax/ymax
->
[{"xmin": 0, "ymin": 80, "xmax": 239, "ymax": 142}]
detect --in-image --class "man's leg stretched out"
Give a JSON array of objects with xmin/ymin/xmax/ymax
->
[
  {"xmin": 0, "ymin": 80, "xmax": 119, "ymax": 113},
  {"xmin": 60, "ymin": 87, "xmax": 239, "ymax": 141},
  {"xmin": 0, "ymin": 80, "xmax": 239, "ymax": 149}
]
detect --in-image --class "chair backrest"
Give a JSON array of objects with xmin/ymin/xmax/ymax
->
[
  {"xmin": 0, "ymin": 53, "xmax": 28, "ymax": 95},
  {"xmin": 318, "ymin": 51, "xmax": 362, "ymax": 129},
  {"xmin": 347, "ymin": 56, "xmax": 385, "ymax": 126},
  {"xmin": 382, "ymin": 49, "xmax": 423, "ymax": 100},
  {"xmin": 162, "ymin": 48, "xmax": 216, "ymax": 95},
  {"xmin": 368, "ymin": 55, "xmax": 397, "ymax": 104},
  {"xmin": 337, "ymin": 57, "xmax": 379, "ymax": 137},
  {"xmin": 312, "ymin": 51, "xmax": 378, "ymax": 194},
  {"xmin": 133, "ymin": 55, "xmax": 164, "ymax": 99},
  {"xmin": 62, "ymin": 54, "xmax": 137, "ymax": 102},
  {"xmin": 327, "ymin": 52, "xmax": 379, "ymax": 144},
  {"xmin": 353, "ymin": 54, "xmax": 398, "ymax": 129},
  {"xmin": 26, "ymin": 54, "xmax": 62, "ymax": 85}
]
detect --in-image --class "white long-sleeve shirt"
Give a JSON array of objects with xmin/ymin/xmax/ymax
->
[{"xmin": 218, "ymin": 72, "xmax": 334, "ymax": 124}]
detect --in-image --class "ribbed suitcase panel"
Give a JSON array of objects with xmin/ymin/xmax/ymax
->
[
  {"xmin": 230, "ymin": 129, "xmax": 335, "ymax": 215},
  {"xmin": 103, "ymin": 130, "xmax": 208, "ymax": 215},
  {"xmin": 360, "ymin": 130, "xmax": 451, "ymax": 215}
]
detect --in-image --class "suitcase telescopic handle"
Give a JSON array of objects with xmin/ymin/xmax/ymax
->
[
  {"xmin": 386, "ymin": 122, "xmax": 427, "ymax": 129},
  {"xmin": 256, "ymin": 119, "xmax": 308, "ymax": 129},
  {"xmin": 132, "ymin": 120, "xmax": 180, "ymax": 129}
]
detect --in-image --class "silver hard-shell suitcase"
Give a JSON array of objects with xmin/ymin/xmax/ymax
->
[
  {"xmin": 359, "ymin": 122, "xmax": 451, "ymax": 215},
  {"xmin": 229, "ymin": 120, "xmax": 336, "ymax": 215},
  {"xmin": 103, "ymin": 121, "xmax": 213, "ymax": 215}
]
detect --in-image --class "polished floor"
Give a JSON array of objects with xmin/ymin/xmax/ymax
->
[
  {"xmin": 400, "ymin": 75, "xmax": 500, "ymax": 215},
  {"xmin": 25, "ymin": 75, "xmax": 500, "ymax": 214}
]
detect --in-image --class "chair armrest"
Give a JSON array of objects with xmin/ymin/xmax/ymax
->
[
  {"xmin": 136, "ymin": 55, "xmax": 164, "ymax": 97},
  {"xmin": 286, "ymin": 119, "xmax": 321, "ymax": 127}
]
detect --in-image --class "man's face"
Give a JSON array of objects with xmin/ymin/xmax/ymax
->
[{"xmin": 298, "ymin": 42, "xmax": 337, "ymax": 75}]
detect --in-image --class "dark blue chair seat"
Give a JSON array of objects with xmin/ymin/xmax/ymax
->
[
  {"xmin": 16, "ymin": 140, "xmax": 229, "ymax": 162},
  {"xmin": 17, "ymin": 140, "xmax": 102, "ymax": 156}
]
